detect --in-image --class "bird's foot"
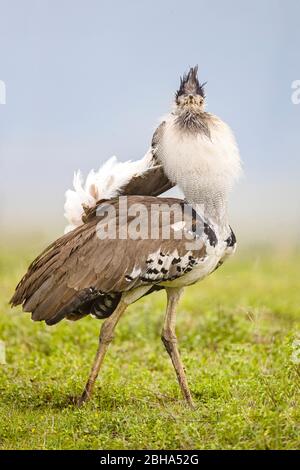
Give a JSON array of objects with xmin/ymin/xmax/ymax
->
[
  {"xmin": 182, "ymin": 391, "xmax": 196, "ymax": 410},
  {"xmin": 77, "ymin": 390, "xmax": 90, "ymax": 407},
  {"xmin": 185, "ymin": 398, "xmax": 196, "ymax": 410}
]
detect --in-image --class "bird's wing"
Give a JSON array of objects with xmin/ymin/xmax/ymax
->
[
  {"xmin": 151, "ymin": 120, "xmax": 166, "ymax": 154},
  {"xmin": 117, "ymin": 162, "xmax": 172, "ymax": 197},
  {"xmin": 81, "ymin": 121, "xmax": 171, "ymax": 224},
  {"xmin": 118, "ymin": 121, "xmax": 170, "ymax": 196},
  {"xmin": 64, "ymin": 121, "xmax": 174, "ymax": 232},
  {"xmin": 11, "ymin": 196, "xmax": 208, "ymax": 325}
]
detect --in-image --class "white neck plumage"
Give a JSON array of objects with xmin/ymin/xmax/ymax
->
[{"xmin": 159, "ymin": 111, "xmax": 241, "ymax": 236}]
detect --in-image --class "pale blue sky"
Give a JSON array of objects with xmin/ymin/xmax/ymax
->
[{"xmin": 0, "ymin": 0, "xmax": 299, "ymax": 242}]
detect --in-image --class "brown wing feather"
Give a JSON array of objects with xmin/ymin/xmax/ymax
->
[
  {"xmin": 10, "ymin": 196, "xmax": 206, "ymax": 324},
  {"xmin": 83, "ymin": 165, "xmax": 174, "ymax": 224},
  {"xmin": 120, "ymin": 163, "xmax": 173, "ymax": 197},
  {"xmin": 121, "ymin": 121, "xmax": 171, "ymax": 196}
]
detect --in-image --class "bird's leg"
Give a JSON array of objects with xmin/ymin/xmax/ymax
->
[
  {"xmin": 161, "ymin": 287, "xmax": 195, "ymax": 409},
  {"xmin": 78, "ymin": 301, "xmax": 127, "ymax": 406}
]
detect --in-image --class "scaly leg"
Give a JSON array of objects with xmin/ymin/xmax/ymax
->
[
  {"xmin": 161, "ymin": 287, "xmax": 195, "ymax": 408},
  {"xmin": 78, "ymin": 300, "xmax": 127, "ymax": 406}
]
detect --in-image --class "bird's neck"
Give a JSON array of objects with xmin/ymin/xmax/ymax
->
[
  {"xmin": 174, "ymin": 109, "xmax": 211, "ymax": 137},
  {"xmin": 160, "ymin": 112, "xmax": 241, "ymax": 234},
  {"xmin": 183, "ymin": 178, "xmax": 229, "ymax": 231}
]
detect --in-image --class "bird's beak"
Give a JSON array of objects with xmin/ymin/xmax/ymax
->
[{"xmin": 188, "ymin": 95, "xmax": 195, "ymax": 104}]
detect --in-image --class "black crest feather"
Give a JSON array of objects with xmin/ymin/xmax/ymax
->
[{"xmin": 176, "ymin": 66, "xmax": 206, "ymax": 101}]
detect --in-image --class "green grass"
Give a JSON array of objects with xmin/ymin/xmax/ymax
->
[{"xmin": 0, "ymin": 245, "xmax": 299, "ymax": 449}]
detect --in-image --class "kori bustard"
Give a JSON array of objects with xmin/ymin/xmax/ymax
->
[{"xmin": 11, "ymin": 67, "xmax": 241, "ymax": 408}]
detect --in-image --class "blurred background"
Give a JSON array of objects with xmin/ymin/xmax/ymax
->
[{"xmin": 0, "ymin": 0, "xmax": 299, "ymax": 249}]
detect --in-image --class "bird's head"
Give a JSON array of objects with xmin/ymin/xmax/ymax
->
[{"xmin": 175, "ymin": 66, "xmax": 206, "ymax": 112}]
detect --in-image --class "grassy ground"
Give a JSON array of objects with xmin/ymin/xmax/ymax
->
[{"xmin": 0, "ymin": 244, "xmax": 299, "ymax": 450}]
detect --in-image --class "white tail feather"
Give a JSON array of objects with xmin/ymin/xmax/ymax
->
[{"xmin": 64, "ymin": 153, "xmax": 153, "ymax": 233}]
